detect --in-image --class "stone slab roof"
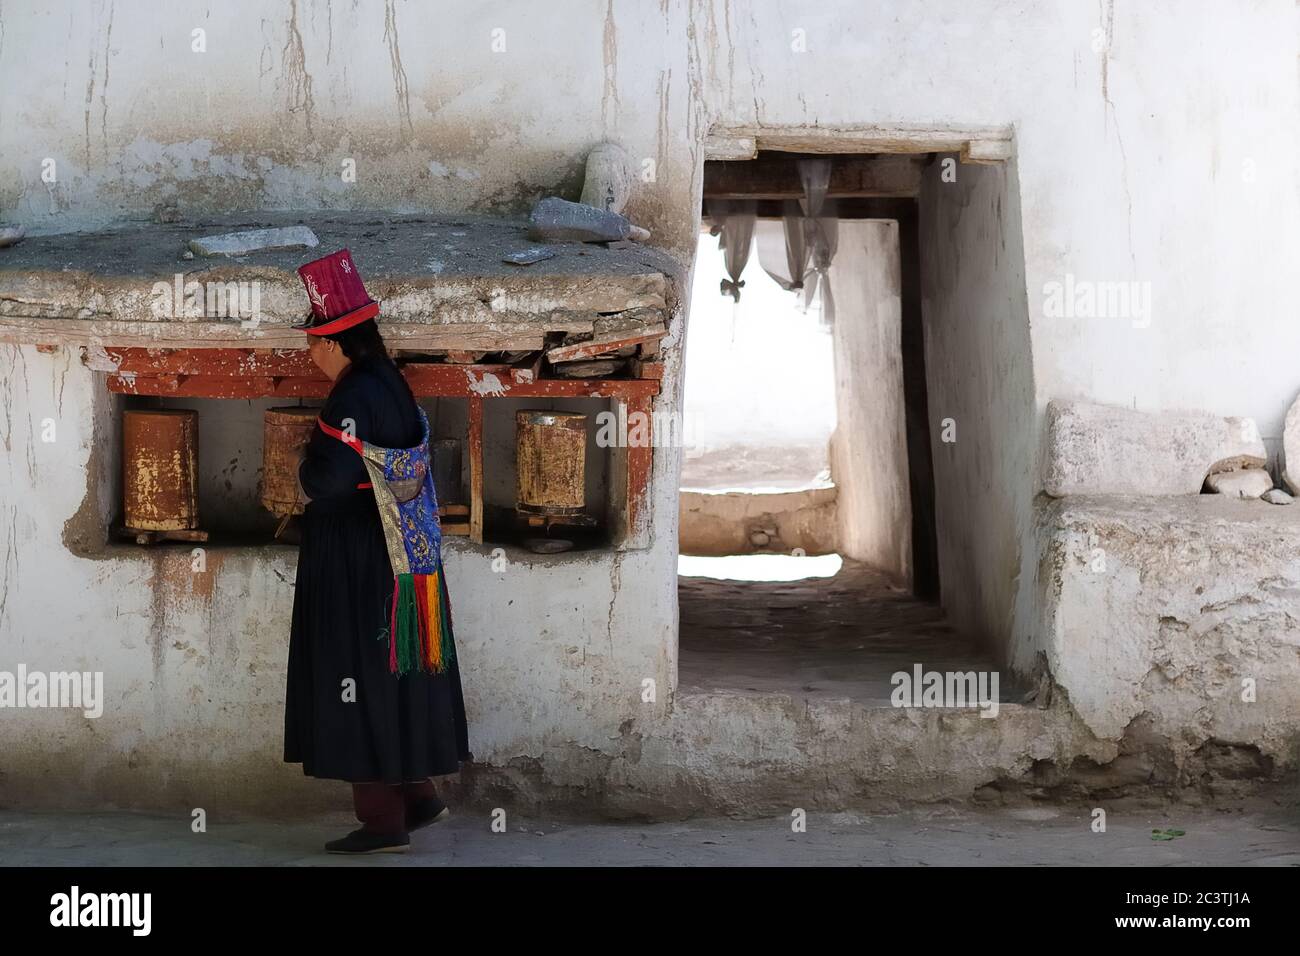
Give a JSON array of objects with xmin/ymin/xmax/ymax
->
[{"xmin": 0, "ymin": 212, "xmax": 680, "ymax": 349}]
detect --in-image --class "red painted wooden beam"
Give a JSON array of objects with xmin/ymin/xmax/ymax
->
[{"xmin": 102, "ymin": 349, "xmax": 660, "ymax": 400}]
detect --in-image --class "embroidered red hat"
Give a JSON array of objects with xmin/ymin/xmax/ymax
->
[{"xmin": 294, "ymin": 248, "xmax": 380, "ymax": 335}]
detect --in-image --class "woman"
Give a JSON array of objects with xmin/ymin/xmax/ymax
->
[{"xmin": 283, "ymin": 249, "xmax": 470, "ymax": 855}]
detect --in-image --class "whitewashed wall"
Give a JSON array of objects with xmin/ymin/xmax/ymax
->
[
  {"xmin": 3, "ymin": 2, "xmax": 1294, "ymax": 421},
  {"xmin": 0, "ymin": 346, "xmax": 676, "ymax": 810},
  {"xmin": 919, "ymin": 159, "xmax": 1038, "ymax": 660},
  {"xmin": 829, "ymin": 221, "xmax": 911, "ymax": 583},
  {"xmin": 1, "ymin": 1, "xmax": 1297, "ymax": 798}
]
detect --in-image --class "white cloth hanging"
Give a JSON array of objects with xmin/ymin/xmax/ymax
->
[
  {"xmin": 756, "ymin": 204, "xmax": 811, "ymax": 292},
  {"xmin": 707, "ymin": 199, "xmax": 756, "ymax": 301},
  {"xmin": 804, "ymin": 215, "xmax": 839, "ymax": 327}
]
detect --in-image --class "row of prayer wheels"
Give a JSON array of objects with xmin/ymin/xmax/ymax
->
[
  {"xmin": 121, "ymin": 407, "xmax": 318, "ymax": 531},
  {"xmin": 121, "ymin": 407, "xmax": 588, "ymax": 532}
]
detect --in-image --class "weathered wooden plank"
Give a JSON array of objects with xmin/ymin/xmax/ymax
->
[
  {"xmin": 706, "ymin": 123, "xmax": 1014, "ymax": 159},
  {"xmin": 624, "ymin": 395, "xmax": 654, "ymax": 550},
  {"xmin": 632, "ymin": 359, "xmax": 665, "ymax": 380},
  {"xmin": 109, "ymin": 374, "xmax": 330, "ymax": 399},
  {"xmin": 0, "ymin": 317, "xmax": 566, "ymax": 351},
  {"xmin": 467, "ymin": 397, "xmax": 485, "ymax": 544},
  {"xmin": 402, "ymin": 364, "xmax": 660, "ymax": 399},
  {"xmin": 546, "ymin": 327, "xmax": 666, "ymax": 364},
  {"xmin": 107, "ymin": 359, "xmax": 661, "ymax": 400},
  {"xmin": 99, "ymin": 347, "xmax": 317, "ymax": 376},
  {"xmin": 960, "ymin": 138, "xmax": 1016, "ymax": 164},
  {"xmin": 510, "ymin": 351, "xmax": 544, "ymax": 385}
]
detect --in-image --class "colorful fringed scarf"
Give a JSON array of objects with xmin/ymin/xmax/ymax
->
[{"xmin": 318, "ymin": 408, "xmax": 457, "ymax": 676}]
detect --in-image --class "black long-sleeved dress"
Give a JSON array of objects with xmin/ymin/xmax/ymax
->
[{"xmin": 283, "ymin": 355, "xmax": 470, "ymax": 783}]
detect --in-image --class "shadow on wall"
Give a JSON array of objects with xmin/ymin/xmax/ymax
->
[{"xmin": 918, "ymin": 154, "xmax": 1036, "ymax": 666}]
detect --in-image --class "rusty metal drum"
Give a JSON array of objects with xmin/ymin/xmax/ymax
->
[
  {"xmin": 260, "ymin": 407, "xmax": 321, "ymax": 517},
  {"xmin": 122, "ymin": 408, "xmax": 199, "ymax": 531},
  {"xmin": 515, "ymin": 410, "xmax": 587, "ymax": 516}
]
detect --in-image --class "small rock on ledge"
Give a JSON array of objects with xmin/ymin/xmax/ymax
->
[
  {"xmin": 1284, "ymin": 392, "xmax": 1300, "ymax": 495},
  {"xmin": 188, "ymin": 225, "xmax": 320, "ymax": 258},
  {"xmin": 1205, "ymin": 469, "xmax": 1273, "ymax": 499}
]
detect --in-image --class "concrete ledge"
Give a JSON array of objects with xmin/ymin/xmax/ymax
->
[
  {"xmin": 0, "ymin": 212, "xmax": 677, "ymax": 348},
  {"xmin": 1044, "ymin": 400, "xmax": 1265, "ymax": 497},
  {"xmin": 1037, "ymin": 494, "xmax": 1300, "ymax": 769}
]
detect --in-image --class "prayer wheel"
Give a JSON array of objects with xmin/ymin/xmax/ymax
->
[
  {"xmin": 261, "ymin": 407, "xmax": 320, "ymax": 517},
  {"xmin": 516, "ymin": 411, "xmax": 587, "ymax": 516},
  {"xmin": 122, "ymin": 409, "xmax": 199, "ymax": 531}
]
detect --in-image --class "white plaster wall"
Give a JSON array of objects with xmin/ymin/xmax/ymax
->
[
  {"xmin": 2, "ymin": 0, "xmax": 1298, "ymax": 798},
  {"xmin": 919, "ymin": 159, "xmax": 1037, "ymax": 659},
  {"xmin": 0, "ymin": 0, "xmax": 704, "ymax": 254},
  {"xmin": 828, "ymin": 220, "xmax": 910, "ymax": 582},
  {"xmin": 3, "ymin": 1, "xmax": 1296, "ymax": 428},
  {"xmin": 0, "ymin": 347, "xmax": 674, "ymax": 810}
]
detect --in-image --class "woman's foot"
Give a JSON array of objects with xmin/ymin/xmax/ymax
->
[
  {"xmin": 406, "ymin": 797, "xmax": 450, "ymax": 832},
  {"xmin": 325, "ymin": 828, "xmax": 410, "ymax": 854}
]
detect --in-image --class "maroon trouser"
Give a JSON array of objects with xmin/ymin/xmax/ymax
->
[{"xmin": 352, "ymin": 779, "xmax": 438, "ymax": 834}]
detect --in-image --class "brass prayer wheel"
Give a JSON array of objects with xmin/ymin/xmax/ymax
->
[
  {"xmin": 261, "ymin": 407, "xmax": 320, "ymax": 517},
  {"xmin": 516, "ymin": 411, "xmax": 587, "ymax": 516},
  {"xmin": 122, "ymin": 409, "xmax": 199, "ymax": 531}
]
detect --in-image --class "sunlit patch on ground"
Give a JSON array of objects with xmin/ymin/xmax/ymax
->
[{"xmin": 677, "ymin": 552, "xmax": 843, "ymax": 582}]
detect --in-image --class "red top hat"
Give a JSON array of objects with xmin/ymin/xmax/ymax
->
[{"xmin": 295, "ymin": 248, "xmax": 380, "ymax": 335}]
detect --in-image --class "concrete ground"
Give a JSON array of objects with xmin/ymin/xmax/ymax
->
[
  {"xmin": 1, "ymin": 800, "xmax": 1297, "ymax": 866},
  {"xmin": 678, "ymin": 557, "xmax": 1023, "ymax": 702}
]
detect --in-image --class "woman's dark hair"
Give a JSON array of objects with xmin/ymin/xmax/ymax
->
[
  {"xmin": 326, "ymin": 317, "xmax": 417, "ymax": 410},
  {"xmin": 325, "ymin": 318, "xmax": 390, "ymax": 364}
]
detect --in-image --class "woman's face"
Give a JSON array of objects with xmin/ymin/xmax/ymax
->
[{"xmin": 308, "ymin": 335, "xmax": 349, "ymax": 380}]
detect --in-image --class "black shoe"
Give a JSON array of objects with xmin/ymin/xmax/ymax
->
[
  {"xmin": 406, "ymin": 797, "xmax": 450, "ymax": 832},
  {"xmin": 325, "ymin": 828, "xmax": 410, "ymax": 855}
]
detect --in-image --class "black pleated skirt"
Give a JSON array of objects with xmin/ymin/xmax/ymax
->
[{"xmin": 283, "ymin": 491, "xmax": 471, "ymax": 783}]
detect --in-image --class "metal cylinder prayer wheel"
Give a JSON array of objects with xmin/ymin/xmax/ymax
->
[
  {"xmin": 122, "ymin": 409, "xmax": 199, "ymax": 531},
  {"xmin": 260, "ymin": 407, "xmax": 321, "ymax": 517},
  {"xmin": 516, "ymin": 411, "xmax": 587, "ymax": 516}
]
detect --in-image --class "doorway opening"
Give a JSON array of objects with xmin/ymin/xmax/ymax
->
[{"xmin": 678, "ymin": 149, "xmax": 1025, "ymax": 704}]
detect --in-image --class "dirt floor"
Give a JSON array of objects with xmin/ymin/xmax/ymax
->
[{"xmin": 1, "ymin": 800, "xmax": 1296, "ymax": 866}]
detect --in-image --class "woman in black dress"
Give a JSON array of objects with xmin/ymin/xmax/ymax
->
[{"xmin": 283, "ymin": 249, "xmax": 470, "ymax": 855}]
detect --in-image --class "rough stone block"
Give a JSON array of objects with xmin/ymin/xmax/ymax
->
[
  {"xmin": 1037, "ymin": 494, "xmax": 1300, "ymax": 764},
  {"xmin": 1044, "ymin": 400, "xmax": 1265, "ymax": 497},
  {"xmin": 1205, "ymin": 469, "xmax": 1273, "ymax": 499},
  {"xmin": 1283, "ymin": 392, "xmax": 1300, "ymax": 495}
]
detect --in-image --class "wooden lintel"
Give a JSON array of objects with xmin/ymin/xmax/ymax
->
[
  {"xmin": 705, "ymin": 124, "xmax": 1014, "ymax": 161},
  {"xmin": 960, "ymin": 139, "xmax": 1015, "ymax": 164},
  {"xmin": 704, "ymin": 132, "xmax": 758, "ymax": 161},
  {"xmin": 703, "ymin": 154, "xmax": 924, "ymax": 200}
]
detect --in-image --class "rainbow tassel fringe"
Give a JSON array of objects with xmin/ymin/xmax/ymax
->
[{"xmin": 384, "ymin": 565, "xmax": 457, "ymax": 676}]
